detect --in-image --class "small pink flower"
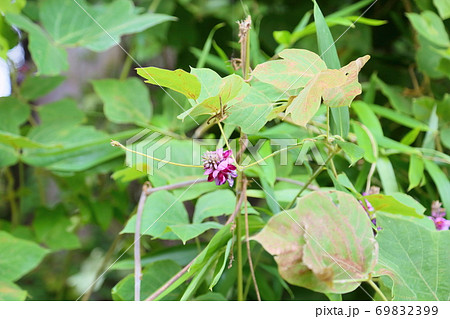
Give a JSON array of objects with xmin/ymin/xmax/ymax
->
[
  {"xmin": 202, "ymin": 148, "xmax": 237, "ymax": 187},
  {"xmin": 429, "ymin": 201, "xmax": 450, "ymax": 231}
]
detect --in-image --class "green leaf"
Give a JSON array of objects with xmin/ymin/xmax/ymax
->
[
  {"xmin": 252, "ymin": 49, "xmax": 327, "ymax": 90},
  {"xmin": 336, "ymin": 140, "xmax": 364, "ymax": 166},
  {"xmin": 33, "ymin": 205, "xmax": 81, "ymax": 251},
  {"xmin": 112, "ymin": 244, "xmax": 200, "ymax": 270},
  {"xmin": 254, "ymin": 191, "xmax": 377, "ymax": 294},
  {"xmin": 22, "ymin": 125, "xmax": 129, "ymax": 171},
  {"xmin": 0, "ymin": 231, "xmax": 48, "ymax": 282},
  {"xmin": 112, "ymin": 260, "xmax": 183, "ymax": 301},
  {"xmin": 92, "ymin": 78, "xmax": 152, "ymax": 125},
  {"xmin": 433, "ymin": 0, "xmax": 450, "ymax": 19},
  {"xmin": 375, "ymin": 213, "xmax": 450, "ymax": 300},
  {"xmin": 40, "ymin": 0, "xmax": 175, "ymax": 52},
  {"xmin": 369, "ymin": 104, "xmax": 428, "ymax": 130},
  {"xmin": 0, "ymin": 0, "xmax": 26, "ymax": 14},
  {"xmin": 352, "ymin": 121, "xmax": 377, "ymax": 163},
  {"xmin": 168, "ymin": 222, "xmax": 222, "ymax": 244},
  {"xmin": 20, "ymin": 75, "xmax": 65, "ymax": 100},
  {"xmin": 0, "ymin": 280, "xmax": 27, "ymax": 301},
  {"xmin": 178, "ymin": 75, "xmax": 248, "ymax": 120},
  {"xmin": 406, "ymin": 11, "xmax": 449, "ymax": 48},
  {"xmin": 376, "ymin": 156, "xmax": 398, "ymax": 194},
  {"xmin": 0, "ymin": 97, "xmax": 30, "ymax": 134},
  {"xmin": 136, "ymin": 67, "xmax": 201, "ymax": 100},
  {"xmin": 351, "ymin": 101, "xmax": 384, "ymax": 137},
  {"xmin": 408, "ymin": 155, "xmax": 424, "ymax": 191},
  {"xmin": 313, "ymin": 0, "xmax": 349, "ymax": 137},
  {"xmin": 373, "ymin": 75, "xmax": 412, "ymax": 114},
  {"xmin": 224, "ymin": 86, "xmax": 272, "ymax": 134},
  {"xmin": 364, "ymin": 193, "xmax": 425, "ymax": 218},
  {"xmin": 209, "ymin": 239, "xmax": 233, "ymax": 290},
  {"xmin": 424, "ymin": 160, "xmax": 450, "ymax": 211},
  {"xmin": 38, "ymin": 98, "xmax": 85, "ymax": 127},
  {"xmin": 193, "ymin": 189, "xmax": 236, "ymax": 223},
  {"xmin": 121, "ymin": 191, "xmax": 189, "ymax": 240},
  {"xmin": 5, "ymin": 13, "xmax": 68, "ymax": 75},
  {"xmin": 190, "ymin": 68, "xmax": 221, "ymax": 102},
  {"xmin": 0, "ymin": 130, "xmax": 56, "ymax": 149}
]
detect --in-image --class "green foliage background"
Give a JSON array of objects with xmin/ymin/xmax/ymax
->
[{"xmin": 0, "ymin": 0, "xmax": 449, "ymax": 301}]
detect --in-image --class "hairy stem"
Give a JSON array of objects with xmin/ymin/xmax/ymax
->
[{"xmin": 244, "ymin": 197, "xmax": 261, "ymax": 300}]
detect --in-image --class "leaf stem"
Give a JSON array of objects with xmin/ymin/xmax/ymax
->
[
  {"xmin": 110, "ymin": 140, "xmax": 204, "ymax": 168},
  {"xmin": 368, "ymin": 279, "xmax": 388, "ymax": 301}
]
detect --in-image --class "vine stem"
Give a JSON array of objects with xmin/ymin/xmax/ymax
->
[
  {"xmin": 244, "ymin": 191, "xmax": 261, "ymax": 300},
  {"xmin": 134, "ymin": 182, "xmax": 151, "ymax": 301},
  {"xmin": 110, "ymin": 140, "xmax": 203, "ymax": 168},
  {"xmin": 368, "ymin": 279, "xmax": 388, "ymax": 301}
]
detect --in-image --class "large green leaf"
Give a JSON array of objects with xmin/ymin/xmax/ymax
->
[
  {"xmin": 0, "ymin": 231, "xmax": 48, "ymax": 282},
  {"xmin": 22, "ymin": 125, "xmax": 128, "ymax": 171},
  {"xmin": 254, "ymin": 191, "xmax": 377, "ymax": 294},
  {"xmin": 7, "ymin": 0, "xmax": 174, "ymax": 75},
  {"xmin": 112, "ymin": 260, "xmax": 183, "ymax": 301},
  {"xmin": 40, "ymin": 0, "xmax": 175, "ymax": 51},
  {"xmin": 93, "ymin": 78, "xmax": 152, "ymax": 125},
  {"xmin": 121, "ymin": 190, "xmax": 189, "ymax": 240},
  {"xmin": 375, "ymin": 213, "xmax": 450, "ymax": 300},
  {"xmin": 136, "ymin": 67, "xmax": 201, "ymax": 100},
  {"xmin": 5, "ymin": 13, "xmax": 68, "ymax": 75}
]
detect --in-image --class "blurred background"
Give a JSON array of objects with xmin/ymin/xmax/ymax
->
[{"xmin": 0, "ymin": 0, "xmax": 448, "ymax": 301}]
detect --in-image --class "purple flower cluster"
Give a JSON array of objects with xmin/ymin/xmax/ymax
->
[
  {"xmin": 429, "ymin": 201, "xmax": 450, "ymax": 231},
  {"xmin": 202, "ymin": 148, "xmax": 237, "ymax": 187}
]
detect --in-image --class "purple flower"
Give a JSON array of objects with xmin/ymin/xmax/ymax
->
[
  {"xmin": 202, "ymin": 148, "xmax": 237, "ymax": 187},
  {"xmin": 429, "ymin": 201, "xmax": 450, "ymax": 231}
]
